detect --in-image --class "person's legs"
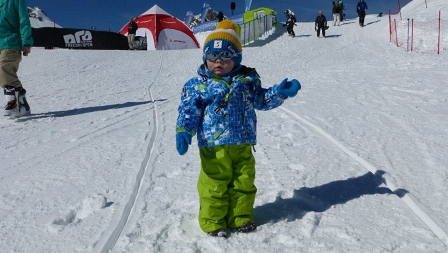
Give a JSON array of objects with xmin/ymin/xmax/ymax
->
[
  {"xmin": 360, "ymin": 12, "xmax": 366, "ymax": 26},
  {"xmin": 0, "ymin": 49, "xmax": 22, "ymax": 89},
  {"xmin": 225, "ymin": 144, "xmax": 257, "ymax": 229},
  {"xmin": 198, "ymin": 146, "xmax": 233, "ymax": 233},
  {"xmin": 0, "ymin": 49, "xmax": 29, "ymax": 117},
  {"xmin": 288, "ymin": 25, "xmax": 295, "ymax": 37},
  {"xmin": 127, "ymin": 34, "xmax": 136, "ymax": 49}
]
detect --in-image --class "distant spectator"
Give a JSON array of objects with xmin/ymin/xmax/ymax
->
[
  {"xmin": 127, "ymin": 18, "xmax": 138, "ymax": 50},
  {"xmin": 357, "ymin": 0, "xmax": 368, "ymax": 27},
  {"xmin": 338, "ymin": 0, "xmax": 345, "ymax": 21},
  {"xmin": 217, "ymin": 11, "xmax": 224, "ymax": 22},
  {"xmin": 315, "ymin": 10, "xmax": 328, "ymax": 38},
  {"xmin": 284, "ymin": 9, "xmax": 297, "ymax": 37},
  {"xmin": 332, "ymin": 2, "xmax": 342, "ymax": 26}
]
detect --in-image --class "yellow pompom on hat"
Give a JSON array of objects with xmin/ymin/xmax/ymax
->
[{"xmin": 203, "ymin": 20, "xmax": 243, "ymax": 65}]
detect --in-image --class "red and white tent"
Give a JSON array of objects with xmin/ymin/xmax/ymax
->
[{"xmin": 119, "ymin": 5, "xmax": 200, "ymax": 50}]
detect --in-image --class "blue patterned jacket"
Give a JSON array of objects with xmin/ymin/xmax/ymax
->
[{"xmin": 176, "ymin": 64, "xmax": 287, "ymax": 148}]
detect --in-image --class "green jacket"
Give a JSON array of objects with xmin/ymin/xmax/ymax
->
[{"xmin": 0, "ymin": 0, "xmax": 34, "ymax": 51}]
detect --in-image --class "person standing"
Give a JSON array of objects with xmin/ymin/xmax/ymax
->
[
  {"xmin": 217, "ymin": 11, "xmax": 224, "ymax": 22},
  {"xmin": 338, "ymin": 0, "xmax": 345, "ymax": 22},
  {"xmin": 284, "ymin": 9, "xmax": 297, "ymax": 37},
  {"xmin": 357, "ymin": 0, "xmax": 368, "ymax": 27},
  {"xmin": 175, "ymin": 20, "xmax": 301, "ymax": 237},
  {"xmin": 315, "ymin": 10, "xmax": 328, "ymax": 38},
  {"xmin": 127, "ymin": 18, "xmax": 138, "ymax": 49},
  {"xmin": 0, "ymin": 0, "xmax": 34, "ymax": 118},
  {"xmin": 332, "ymin": 2, "xmax": 342, "ymax": 26}
]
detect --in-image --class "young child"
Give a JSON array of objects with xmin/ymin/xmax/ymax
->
[{"xmin": 175, "ymin": 20, "xmax": 300, "ymax": 237}]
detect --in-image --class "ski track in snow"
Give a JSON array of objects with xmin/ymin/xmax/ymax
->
[
  {"xmin": 106, "ymin": 18, "xmax": 447, "ymax": 252},
  {"xmin": 280, "ymin": 106, "xmax": 448, "ymax": 246},
  {"xmin": 95, "ymin": 55, "xmax": 165, "ymax": 252},
  {"xmin": 1, "ymin": 8, "xmax": 448, "ymax": 252}
]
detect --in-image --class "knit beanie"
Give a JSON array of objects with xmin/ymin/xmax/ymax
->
[{"xmin": 203, "ymin": 20, "xmax": 243, "ymax": 66}]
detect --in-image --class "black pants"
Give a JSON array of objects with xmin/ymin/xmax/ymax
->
[
  {"xmin": 287, "ymin": 25, "xmax": 295, "ymax": 36},
  {"xmin": 317, "ymin": 26, "xmax": 325, "ymax": 37},
  {"xmin": 358, "ymin": 11, "xmax": 366, "ymax": 26}
]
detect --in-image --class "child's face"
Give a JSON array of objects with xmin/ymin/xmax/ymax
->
[{"xmin": 206, "ymin": 58, "xmax": 235, "ymax": 76}]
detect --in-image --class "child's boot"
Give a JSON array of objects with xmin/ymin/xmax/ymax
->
[{"xmin": 237, "ymin": 221, "xmax": 257, "ymax": 233}]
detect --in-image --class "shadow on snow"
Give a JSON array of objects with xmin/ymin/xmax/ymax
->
[
  {"xmin": 254, "ymin": 170, "xmax": 397, "ymax": 226},
  {"xmin": 15, "ymin": 100, "xmax": 161, "ymax": 121}
]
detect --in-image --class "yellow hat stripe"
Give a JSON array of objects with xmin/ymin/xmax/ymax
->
[{"xmin": 204, "ymin": 30, "xmax": 242, "ymax": 51}]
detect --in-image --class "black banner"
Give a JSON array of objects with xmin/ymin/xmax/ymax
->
[{"xmin": 32, "ymin": 28, "xmax": 128, "ymax": 50}]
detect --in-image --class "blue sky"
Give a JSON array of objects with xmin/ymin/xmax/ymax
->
[{"xmin": 27, "ymin": 0, "xmax": 410, "ymax": 32}]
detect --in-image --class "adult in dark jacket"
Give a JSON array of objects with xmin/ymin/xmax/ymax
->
[
  {"xmin": 283, "ymin": 9, "xmax": 297, "ymax": 37},
  {"xmin": 315, "ymin": 10, "xmax": 327, "ymax": 38},
  {"xmin": 217, "ymin": 11, "xmax": 224, "ymax": 22},
  {"xmin": 357, "ymin": 0, "xmax": 368, "ymax": 27},
  {"xmin": 338, "ymin": 0, "xmax": 345, "ymax": 21},
  {"xmin": 0, "ymin": 0, "xmax": 33, "ymax": 118},
  {"xmin": 127, "ymin": 18, "xmax": 138, "ymax": 49}
]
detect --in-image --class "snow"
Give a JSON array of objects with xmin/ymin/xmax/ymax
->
[{"xmin": 1, "ymin": 1, "xmax": 448, "ymax": 252}]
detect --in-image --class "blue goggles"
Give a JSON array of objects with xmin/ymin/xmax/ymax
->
[{"xmin": 205, "ymin": 51, "xmax": 237, "ymax": 61}]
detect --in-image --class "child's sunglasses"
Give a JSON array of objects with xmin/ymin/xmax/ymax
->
[{"xmin": 205, "ymin": 51, "xmax": 236, "ymax": 61}]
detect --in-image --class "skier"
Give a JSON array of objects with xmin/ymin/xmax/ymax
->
[
  {"xmin": 175, "ymin": 20, "xmax": 301, "ymax": 237},
  {"xmin": 315, "ymin": 10, "xmax": 328, "ymax": 38},
  {"xmin": 357, "ymin": 0, "xmax": 368, "ymax": 27},
  {"xmin": 284, "ymin": 9, "xmax": 297, "ymax": 37}
]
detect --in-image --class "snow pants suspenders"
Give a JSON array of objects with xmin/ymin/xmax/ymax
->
[
  {"xmin": 0, "ymin": 49, "xmax": 22, "ymax": 89},
  {"xmin": 197, "ymin": 144, "xmax": 257, "ymax": 233}
]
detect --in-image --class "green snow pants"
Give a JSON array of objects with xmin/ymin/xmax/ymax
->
[{"xmin": 198, "ymin": 144, "xmax": 257, "ymax": 233}]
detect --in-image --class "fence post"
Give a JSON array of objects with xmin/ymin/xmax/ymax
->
[
  {"xmin": 411, "ymin": 19, "xmax": 414, "ymax": 52},
  {"xmin": 394, "ymin": 19, "xmax": 399, "ymax": 47},
  {"xmin": 406, "ymin": 18, "xmax": 410, "ymax": 52},
  {"xmin": 438, "ymin": 11, "xmax": 441, "ymax": 54},
  {"xmin": 389, "ymin": 11, "xmax": 392, "ymax": 42},
  {"xmin": 398, "ymin": 0, "xmax": 402, "ymax": 20}
]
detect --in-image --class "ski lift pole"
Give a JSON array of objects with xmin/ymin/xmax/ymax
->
[
  {"xmin": 438, "ymin": 11, "xmax": 441, "ymax": 54},
  {"xmin": 406, "ymin": 18, "xmax": 410, "ymax": 52}
]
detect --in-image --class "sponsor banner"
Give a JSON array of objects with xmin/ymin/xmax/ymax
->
[{"xmin": 32, "ymin": 28, "xmax": 128, "ymax": 50}]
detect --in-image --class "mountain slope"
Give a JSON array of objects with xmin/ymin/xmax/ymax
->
[{"xmin": 29, "ymin": 6, "xmax": 62, "ymax": 28}]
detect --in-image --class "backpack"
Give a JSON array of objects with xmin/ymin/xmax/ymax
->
[{"xmin": 291, "ymin": 15, "xmax": 297, "ymax": 23}]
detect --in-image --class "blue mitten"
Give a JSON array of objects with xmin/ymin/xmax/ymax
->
[
  {"xmin": 176, "ymin": 132, "xmax": 192, "ymax": 155},
  {"xmin": 277, "ymin": 78, "xmax": 301, "ymax": 98}
]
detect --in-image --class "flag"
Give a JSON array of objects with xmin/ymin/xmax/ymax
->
[
  {"xmin": 201, "ymin": 3, "xmax": 210, "ymax": 23},
  {"xmin": 185, "ymin": 11, "xmax": 194, "ymax": 26},
  {"xmin": 245, "ymin": 0, "xmax": 252, "ymax": 12}
]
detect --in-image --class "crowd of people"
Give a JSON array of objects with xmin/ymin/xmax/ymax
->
[{"xmin": 284, "ymin": 0, "xmax": 368, "ymax": 38}]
